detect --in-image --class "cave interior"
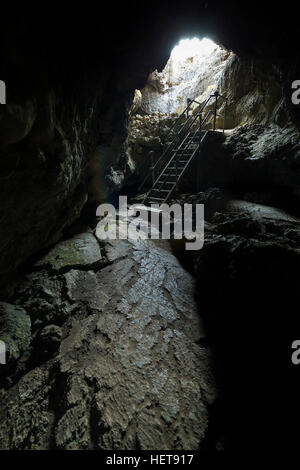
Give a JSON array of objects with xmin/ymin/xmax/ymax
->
[{"xmin": 0, "ymin": 1, "xmax": 300, "ymax": 451}]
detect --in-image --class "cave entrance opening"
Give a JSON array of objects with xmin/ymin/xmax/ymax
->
[
  {"xmin": 127, "ymin": 37, "xmax": 232, "ymax": 196},
  {"xmin": 131, "ymin": 36, "xmax": 231, "ymax": 116}
]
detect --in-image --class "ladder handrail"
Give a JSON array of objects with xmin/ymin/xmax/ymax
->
[
  {"xmin": 138, "ymin": 94, "xmax": 216, "ymax": 192},
  {"xmin": 140, "ymin": 90, "xmax": 228, "ymax": 204},
  {"xmin": 163, "ymin": 97, "xmax": 203, "ymax": 141},
  {"xmin": 153, "ymin": 94, "xmax": 213, "ymax": 171},
  {"xmin": 155, "ymin": 109, "xmax": 213, "ymax": 193},
  {"xmin": 163, "ymin": 130, "xmax": 210, "ymax": 203},
  {"xmin": 147, "ymin": 110, "xmax": 205, "ymax": 195},
  {"xmin": 143, "ymin": 107, "xmax": 211, "ymax": 204}
]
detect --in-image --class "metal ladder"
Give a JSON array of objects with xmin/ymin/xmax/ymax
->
[{"xmin": 140, "ymin": 91, "xmax": 227, "ymax": 205}]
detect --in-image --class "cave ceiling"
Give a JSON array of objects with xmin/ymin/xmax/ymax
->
[{"xmin": 1, "ymin": 1, "xmax": 298, "ymax": 98}]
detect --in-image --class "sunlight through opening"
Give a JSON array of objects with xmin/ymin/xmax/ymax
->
[{"xmin": 170, "ymin": 37, "xmax": 217, "ymax": 62}]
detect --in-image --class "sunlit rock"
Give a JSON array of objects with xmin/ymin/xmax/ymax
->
[{"xmin": 139, "ymin": 38, "xmax": 232, "ymax": 114}]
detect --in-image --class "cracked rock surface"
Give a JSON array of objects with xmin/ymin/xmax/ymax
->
[{"xmin": 0, "ymin": 232, "xmax": 216, "ymax": 450}]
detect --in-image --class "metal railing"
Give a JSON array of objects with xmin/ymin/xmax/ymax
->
[
  {"xmin": 143, "ymin": 108, "xmax": 213, "ymax": 204},
  {"xmin": 138, "ymin": 91, "xmax": 227, "ymax": 192}
]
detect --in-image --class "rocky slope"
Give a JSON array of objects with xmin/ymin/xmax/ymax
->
[{"xmin": 0, "ymin": 230, "xmax": 216, "ymax": 450}]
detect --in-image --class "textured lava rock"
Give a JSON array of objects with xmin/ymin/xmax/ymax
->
[
  {"xmin": 216, "ymin": 55, "xmax": 286, "ymax": 129},
  {"xmin": 126, "ymin": 112, "xmax": 179, "ymax": 186},
  {"xmin": 178, "ymin": 124, "xmax": 300, "ymax": 199},
  {"xmin": 37, "ymin": 324, "xmax": 62, "ymax": 361},
  {"xmin": 0, "ymin": 87, "xmax": 95, "ymax": 285},
  {"xmin": 34, "ymin": 232, "xmax": 102, "ymax": 272},
  {"xmin": 0, "ymin": 235, "xmax": 216, "ymax": 450},
  {"xmin": 38, "ymin": 325, "xmax": 62, "ymax": 347}
]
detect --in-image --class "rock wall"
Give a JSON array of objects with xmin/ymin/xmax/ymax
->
[
  {"xmin": 0, "ymin": 85, "xmax": 103, "ymax": 288},
  {"xmin": 216, "ymin": 55, "xmax": 287, "ymax": 129},
  {"xmin": 189, "ymin": 55, "xmax": 300, "ymax": 201},
  {"xmin": 177, "ymin": 124, "xmax": 300, "ymax": 204},
  {"xmin": 0, "ymin": 8, "xmax": 163, "ymax": 286},
  {"xmin": 125, "ymin": 112, "xmax": 179, "ymax": 188}
]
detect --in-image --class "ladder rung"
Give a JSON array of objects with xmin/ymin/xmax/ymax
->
[
  {"xmin": 171, "ymin": 157, "xmax": 192, "ymax": 163},
  {"xmin": 158, "ymin": 175, "xmax": 176, "ymax": 184},
  {"xmin": 157, "ymin": 175, "xmax": 177, "ymax": 180},
  {"xmin": 151, "ymin": 185, "xmax": 176, "ymax": 191},
  {"xmin": 167, "ymin": 166, "xmax": 185, "ymax": 170},
  {"xmin": 158, "ymin": 175, "xmax": 176, "ymax": 179},
  {"xmin": 141, "ymin": 109, "xmax": 216, "ymax": 204},
  {"xmin": 156, "ymin": 182, "xmax": 175, "ymax": 187}
]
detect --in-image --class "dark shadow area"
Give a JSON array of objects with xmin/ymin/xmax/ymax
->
[{"xmin": 194, "ymin": 219, "xmax": 300, "ymax": 449}]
